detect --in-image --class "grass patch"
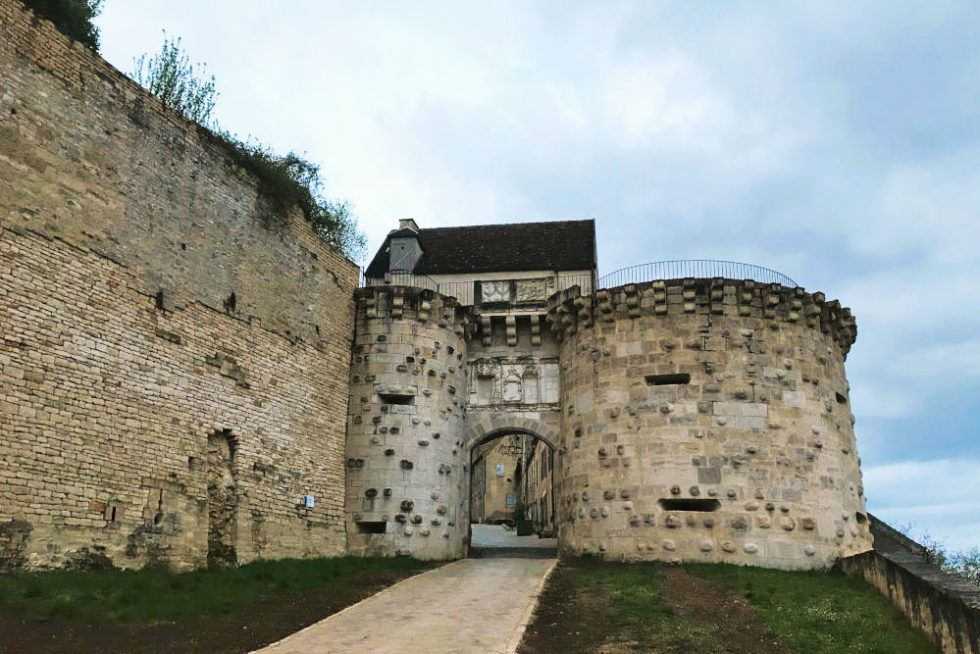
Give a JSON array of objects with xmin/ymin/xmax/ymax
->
[
  {"xmin": 556, "ymin": 559, "xmax": 723, "ymax": 652},
  {"xmin": 0, "ymin": 556, "xmax": 430, "ymax": 623},
  {"xmin": 685, "ymin": 563, "xmax": 939, "ymax": 654}
]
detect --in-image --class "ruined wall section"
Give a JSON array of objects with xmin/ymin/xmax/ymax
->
[
  {"xmin": 0, "ymin": 2, "xmax": 357, "ymax": 570},
  {"xmin": 1, "ymin": 230, "xmax": 349, "ymax": 570},
  {"xmin": 550, "ymin": 279, "xmax": 870, "ymax": 569},
  {"xmin": 346, "ymin": 287, "xmax": 471, "ymax": 559}
]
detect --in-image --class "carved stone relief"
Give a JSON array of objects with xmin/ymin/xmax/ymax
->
[
  {"xmin": 474, "ymin": 359, "xmax": 496, "ymax": 379},
  {"xmin": 468, "ymin": 358, "xmax": 559, "ymax": 406},
  {"xmin": 515, "ymin": 278, "xmax": 550, "ymax": 303},
  {"xmin": 502, "ymin": 368, "xmax": 523, "ymax": 402},
  {"xmin": 481, "ymin": 281, "xmax": 510, "ymax": 303},
  {"xmin": 522, "ymin": 365, "xmax": 540, "ymax": 404}
]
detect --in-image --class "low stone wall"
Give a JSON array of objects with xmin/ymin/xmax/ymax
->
[{"xmin": 839, "ymin": 517, "xmax": 980, "ymax": 654}]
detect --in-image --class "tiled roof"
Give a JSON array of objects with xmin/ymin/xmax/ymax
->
[{"xmin": 365, "ymin": 219, "xmax": 596, "ymax": 277}]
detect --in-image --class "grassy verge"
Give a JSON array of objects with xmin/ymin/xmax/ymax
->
[
  {"xmin": 685, "ymin": 563, "xmax": 938, "ymax": 654},
  {"xmin": 566, "ymin": 562, "xmax": 722, "ymax": 651},
  {"xmin": 520, "ymin": 558, "xmax": 723, "ymax": 653},
  {"xmin": 0, "ymin": 556, "xmax": 430, "ymax": 623},
  {"xmin": 521, "ymin": 557, "xmax": 939, "ymax": 654}
]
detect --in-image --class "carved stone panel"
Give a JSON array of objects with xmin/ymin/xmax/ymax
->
[
  {"xmin": 481, "ymin": 281, "xmax": 510, "ymax": 303},
  {"xmin": 474, "ymin": 359, "xmax": 497, "ymax": 379},
  {"xmin": 467, "ymin": 358, "xmax": 559, "ymax": 407},
  {"xmin": 515, "ymin": 278, "xmax": 550, "ymax": 303},
  {"xmin": 502, "ymin": 367, "xmax": 523, "ymax": 402}
]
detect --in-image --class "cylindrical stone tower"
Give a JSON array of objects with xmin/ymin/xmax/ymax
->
[
  {"xmin": 549, "ymin": 278, "xmax": 871, "ymax": 569},
  {"xmin": 345, "ymin": 287, "xmax": 471, "ymax": 559}
]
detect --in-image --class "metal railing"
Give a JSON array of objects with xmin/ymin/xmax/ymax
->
[
  {"xmin": 555, "ymin": 272, "xmax": 595, "ymax": 295},
  {"xmin": 363, "ymin": 272, "xmax": 440, "ymax": 292},
  {"xmin": 362, "ymin": 273, "xmax": 476, "ymax": 304},
  {"xmin": 362, "ymin": 271, "xmax": 596, "ymax": 306},
  {"xmin": 598, "ymin": 260, "xmax": 798, "ymax": 289}
]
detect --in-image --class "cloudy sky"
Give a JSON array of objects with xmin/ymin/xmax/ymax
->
[{"xmin": 96, "ymin": 2, "xmax": 980, "ymax": 550}]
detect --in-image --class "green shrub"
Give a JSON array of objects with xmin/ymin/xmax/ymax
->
[
  {"xmin": 898, "ymin": 524, "xmax": 980, "ymax": 588},
  {"xmin": 21, "ymin": 0, "xmax": 102, "ymax": 52},
  {"xmin": 212, "ymin": 136, "xmax": 366, "ymax": 260}
]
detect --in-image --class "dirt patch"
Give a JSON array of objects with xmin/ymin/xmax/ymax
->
[
  {"xmin": 520, "ymin": 558, "xmax": 614, "ymax": 654},
  {"xmin": 519, "ymin": 557, "xmax": 798, "ymax": 654},
  {"xmin": 0, "ymin": 567, "xmax": 422, "ymax": 654},
  {"xmin": 662, "ymin": 566, "xmax": 797, "ymax": 654}
]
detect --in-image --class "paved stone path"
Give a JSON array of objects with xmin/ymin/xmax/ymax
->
[
  {"xmin": 471, "ymin": 523, "xmax": 558, "ymax": 549},
  {"xmin": 255, "ymin": 557, "xmax": 556, "ymax": 654}
]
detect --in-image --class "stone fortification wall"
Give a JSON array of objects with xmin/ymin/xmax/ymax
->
[
  {"xmin": 346, "ymin": 287, "xmax": 471, "ymax": 559},
  {"xmin": 0, "ymin": 0, "xmax": 354, "ymax": 345},
  {"xmin": 549, "ymin": 278, "xmax": 870, "ymax": 569},
  {"xmin": 0, "ymin": 1, "xmax": 357, "ymax": 570}
]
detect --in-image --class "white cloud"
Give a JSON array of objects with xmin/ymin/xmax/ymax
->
[{"xmin": 865, "ymin": 459, "xmax": 980, "ymax": 551}]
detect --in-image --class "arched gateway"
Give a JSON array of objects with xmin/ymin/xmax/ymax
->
[
  {"xmin": 345, "ymin": 218, "xmax": 872, "ymax": 570},
  {"xmin": 463, "ymin": 415, "xmax": 559, "ymax": 452},
  {"xmin": 344, "ymin": 280, "xmax": 567, "ymax": 560}
]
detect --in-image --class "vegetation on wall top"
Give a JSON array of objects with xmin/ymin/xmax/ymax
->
[
  {"xmin": 214, "ymin": 139, "xmax": 367, "ymax": 260},
  {"xmin": 22, "ymin": 0, "xmax": 102, "ymax": 52},
  {"xmin": 131, "ymin": 33, "xmax": 366, "ymax": 261},
  {"xmin": 132, "ymin": 33, "xmax": 217, "ymax": 127}
]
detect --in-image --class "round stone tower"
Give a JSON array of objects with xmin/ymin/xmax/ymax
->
[
  {"xmin": 345, "ymin": 286, "xmax": 471, "ymax": 559},
  {"xmin": 549, "ymin": 278, "xmax": 871, "ymax": 569}
]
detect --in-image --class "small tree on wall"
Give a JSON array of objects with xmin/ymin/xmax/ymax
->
[{"xmin": 133, "ymin": 32, "xmax": 217, "ymax": 127}]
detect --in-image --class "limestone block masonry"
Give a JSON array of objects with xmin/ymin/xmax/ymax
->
[
  {"xmin": 549, "ymin": 279, "xmax": 871, "ymax": 569},
  {"xmin": 1, "ymin": 0, "xmax": 876, "ymax": 574},
  {"xmin": 346, "ymin": 278, "xmax": 871, "ymax": 571},
  {"xmin": 346, "ymin": 288, "xmax": 471, "ymax": 559},
  {"xmin": 1, "ymin": 0, "xmax": 357, "ymax": 571}
]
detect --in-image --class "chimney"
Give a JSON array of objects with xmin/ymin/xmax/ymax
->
[{"xmin": 390, "ymin": 218, "xmax": 422, "ymax": 272}]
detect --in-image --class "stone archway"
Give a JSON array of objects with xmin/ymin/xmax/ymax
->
[
  {"xmin": 463, "ymin": 413, "xmax": 561, "ymax": 554},
  {"xmin": 462, "ymin": 414, "xmax": 560, "ymax": 452}
]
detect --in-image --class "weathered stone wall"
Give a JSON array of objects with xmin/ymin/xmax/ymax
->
[
  {"xmin": 346, "ymin": 287, "xmax": 471, "ymax": 559},
  {"xmin": 470, "ymin": 447, "xmax": 488, "ymax": 522},
  {"xmin": 526, "ymin": 439, "xmax": 554, "ymax": 530},
  {"xmin": 0, "ymin": 1, "xmax": 357, "ymax": 570},
  {"xmin": 549, "ymin": 279, "xmax": 870, "ymax": 569},
  {"xmin": 0, "ymin": 0, "xmax": 354, "ymax": 345},
  {"xmin": 1, "ymin": 230, "xmax": 353, "ymax": 570}
]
